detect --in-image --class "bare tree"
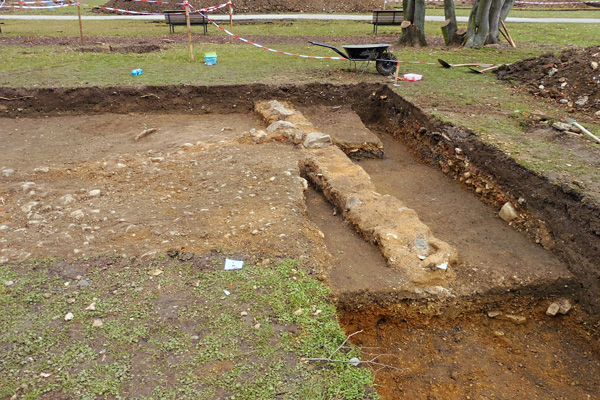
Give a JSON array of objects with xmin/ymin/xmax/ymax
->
[
  {"xmin": 464, "ymin": 0, "xmax": 515, "ymax": 48},
  {"xmin": 398, "ymin": 0, "xmax": 428, "ymax": 46}
]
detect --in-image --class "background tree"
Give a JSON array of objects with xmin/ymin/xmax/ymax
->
[
  {"xmin": 398, "ymin": 0, "xmax": 428, "ymax": 46},
  {"xmin": 464, "ymin": 0, "xmax": 515, "ymax": 48}
]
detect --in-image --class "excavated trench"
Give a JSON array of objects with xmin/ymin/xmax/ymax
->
[{"xmin": 1, "ymin": 83, "xmax": 599, "ymax": 398}]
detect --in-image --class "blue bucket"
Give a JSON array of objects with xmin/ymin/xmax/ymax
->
[{"xmin": 204, "ymin": 52, "xmax": 217, "ymax": 65}]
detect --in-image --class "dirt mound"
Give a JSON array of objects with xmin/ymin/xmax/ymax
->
[
  {"xmin": 99, "ymin": 0, "xmax": 381, "ymax": 14},
  {"xmin": 497, "ymin": 46, "xmax": 600, "ymax": 119}
]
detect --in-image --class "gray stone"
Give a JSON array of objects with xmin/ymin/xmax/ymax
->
[
  {"xmin": 548, "ymin": 67, "xmax": 558, "ymax": 76},
  {"xmin": 346, "ymin": 196, "xmax": 363, "ymax": 210},
  {"xmin": 303, "ymin": 132, "xmax": 332, "ymax": 149},
  {"xmin": 575, "ymin": 96, "xmax": 589, "ymax": 106},
  {"xmin": 34, "ymin": 167, "xmax": 50, "ymax": 173},
  {"xmin": 487, "ymin": 311, "xmax": 502, "ymax": 318},
  {"xmin": 558, "ymin": 298, "xmax": 572, "ymax": 314},
  {"xmin": 499, "ymin": 202, "xmax": 518, "ymax": 222},
  {"xmin": 559, "ymin": 99, "xmax": 569, "ymax": 104},
  {"xmin": 88, "ymin": 189, "xmax": 101, "ymax": 197},
  {"xmin": 70, "ymin": 210, "xmax": 85, "ymax": 220},
  {"xmin": 266, "ymin": 120, "xmax": 297, "ymax": 133},
  {"xmin": 266, "ymin": 100, "xmax": 294, "ymax": 119},
  {"xmin": 546, "ymin": 302, "xmax": 560, "ymax": 316},
  {"xmin": 77, "ymin": 279, "xmax": 90, "ymax": 287},
  {"xmin": 2, "ymin": 169, "xmax": 15, "ymax": 177},
  {"xmin": 591, "ymin": 61, "xmax": 598, "ymax": 70}
]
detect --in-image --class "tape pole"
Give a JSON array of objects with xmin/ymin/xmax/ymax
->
[
  {"xmin": 185, "ymin": 1, "xmax": 194, "ymax": 61},
  {"xmin": 77, "ymin": 2, "xmax": 84, "ymax": 46}
]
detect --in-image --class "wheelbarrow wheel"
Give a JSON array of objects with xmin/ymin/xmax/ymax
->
[{"xmin": 376, "ymin": 51, "xmax": 398, "ymax": 76}]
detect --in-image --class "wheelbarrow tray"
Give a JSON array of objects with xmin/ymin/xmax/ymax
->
[
  {"xmin": 341, "ymin": 44, "xmax": 391, "ymax": 60},
  {"xmin": 308, "ymin": 40, "xmax": 398, "ymax": 76}
]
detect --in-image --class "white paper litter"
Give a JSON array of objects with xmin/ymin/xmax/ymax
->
[
  {"xmin": 223, "ymin": 289, "xmax": 231, "ymax": 296},
  {"xmin": 224, "ymin": 259, "xmax": 244, "ymax": 270}
]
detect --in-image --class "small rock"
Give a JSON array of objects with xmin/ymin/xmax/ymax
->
[
  {"xmin": 77, "ymin": 279, "xmax": 90, "ymax": 287},
  {"xmin": 21, "ymin": 182, "xmax": 35, "ymax": 191},
  {"xmin": 85, "ymin": 302, "xmax": 96, "ymax": 311},
  {"xmin": 92, "ymin": 319, "xmax": 103, "ymax": 327},
  {"xmin": 494, "ymin": 330, "xmax": 505, "ymax": 337},
  {"xmin": 70, "ymin": 210, "xmax": 85, "ymax": 220},
  {"xmin": 265, "ymin": 100, "xmax": 294, "ymax": 119},
  {"xmin": 266, "ymin": 120, "xmax": 297, "ymax": 132},
  {"xmin": 2, "ymin": 169, "xmax": 15, "ymax": 177},
  {"xmin": 148, "ymin": 269, "xmax": 163, "ymax": 276},
  {"xmin": 558, "ymin": 298, "xmax": 572, "ymax": 314},
  {"xmin": 499, "ymin": 202, "xmax": 518, "ymax": 222},
  {"xmin": 150, "ymin": 157, "xmax": 165, "ymax": 163},
  {"xmin": 60, "ymin": 194, "xmax": 76, "ymax": 206},
  {"xmin": 575, "ymin": 96, "xmax": 589, "ymax": 106},
  {"xmin": 505, "ymin": 314, "xmax": 526, "ymax": 325},
  {"xmin": 4, "ymin": 280, "xmax": 14, "ymax": 287},
  {"xmin": 592, "ymin": 61, "xmax": 598, "ymax": 70},
  {"xmin": 294, "ymin": 309, "xmax": 303, "ymax": 316},
  {"xmin": 450, "ymin": 370, "xmax": 459, "ymax": 380},
  {"xmin": 88, "ymin": 189, "xmax": 101, "ymax": 197},
  {"xmin": 596, "ymin": 110, "xmax": 600, "ymax": 117},
  {"xmin": 487, "ymin": 311, "xmax": 502, "ymax": 318},
  {"xmin": 240, "ymin": 311, "xmax": 248, "ymax": 316},
  {"xmin": 0, "ymin": 225, "xmax": 8, "ymax": 231},
  {"xmin": 346, "ymin": 196, "xmax": 363, "ymax": 210},
  {"xmin": 67, "ymin": 298, "xmax": 76, "ymax": 304},
  {"xmin": 548, "ymin": 67, "xmax": 558, "ymax": 77},
  {"xmin": 39, "ymin": 372, "xmax": 51, "ymax": 378},
  {"xmin": 298, "ymin": 177, "xmax": 308, "ymax": 190},
  {"xmin": 348, "ymin": 357, "xmax": 360, "ymax": 366},
  {"xmin": 559, "ymin": 98, "xmax": 569, "ymax": 104},
  {"xmin": 251, "ymin": 229, "xmax": 260, "ymax": 235},
  {"xmin": 546, "ymin": 302, "xmax": 561, "ymax": 317},
  {"xmin": 64, "ymin": 312, "xmax": 74, "ymax": 321},
  {"xmin": 34, "ymin": 167, "xmax": 50, "ymax": 173},
  {"xmin": 254, "ymin": 323, "xmax": 261, "ymax": 330},
  {"xmin": 191, "ymin": 335, "xmax": 200, "ymax": 340},
  {"xmin": 303, "ymin": 132, "xmax": 332, "ymax": 149}
]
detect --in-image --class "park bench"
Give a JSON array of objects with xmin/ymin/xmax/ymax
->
[
  {"xmin": 0, "ymin": 22, "xmax": 4, "ymax": 34},
  {"xmin": 372, "ymin": 9, "xmax": 404, "ymax": 35},
  {"xmin": 164, "ymin": 10, "xmax": 208, "ymax": 34}
]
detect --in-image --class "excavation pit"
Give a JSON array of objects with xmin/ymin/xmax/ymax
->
[{"xmin": 1, "ymin": 83, "xmax": 599, "ymax": 398}]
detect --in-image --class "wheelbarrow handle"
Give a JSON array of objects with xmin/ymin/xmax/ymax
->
[{"xmin": 308, "ymin": 40, "xmax": 349, "ymax": 59}]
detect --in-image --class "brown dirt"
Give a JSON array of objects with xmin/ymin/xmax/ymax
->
[
  {"xmin": 1, "ymin": 83, "xmax": 600, "ymax": 399},
  {"xmin": 98, "ymin": 0, "xmax": 383, "ymax": 14},
  {"xmin": 497, "ymin": 45, "xmax": 600, "ymax": 120}
]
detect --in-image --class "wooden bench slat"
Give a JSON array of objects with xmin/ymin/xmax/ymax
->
[
  {"xmin": 164, "ymin": 10, "xmax": 208, "ymax": 34},
  {"xmin": 372, "ymin": 9, "xmax": 404, "ymax": 35}
]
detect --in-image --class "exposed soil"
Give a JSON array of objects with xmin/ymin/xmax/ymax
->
[
  {"xmin": 1, "ymin": 83, "xmax": 600, "ymax": 399},
  {"xmin": 98, "ymin": 0, "xmax": 383, "ymax": 14},
  {"xmin": 497, "ymin": 45, "xmax": 600, "ymax": 120}
]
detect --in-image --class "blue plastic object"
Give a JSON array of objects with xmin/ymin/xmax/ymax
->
[
  {"xmin": 131, "ymin": 68, "xmax": 143, "ymax": 76},
  {"xmin": 204, "ymin": 53, "xmax": 217, "ymax": 66}
]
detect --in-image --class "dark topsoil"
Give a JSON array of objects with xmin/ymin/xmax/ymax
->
[{"xmin": 497, "ymin": 45, "xmax": 600, "ymax": 119}]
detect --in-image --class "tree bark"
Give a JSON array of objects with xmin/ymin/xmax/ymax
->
[
  {"xmin": 398, "ymin": 0, "xmax": 427, "ymax": 47},
  {"xmin": 464, "ymin": 0, "xmax": 515, "ymax": 48},
  {"xmin": 442, "ymin": 0, "xmax": 461, "ymax": 46}
]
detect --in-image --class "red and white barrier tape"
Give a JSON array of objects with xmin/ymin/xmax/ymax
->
[
  {"xmin": 127, "ymin": 0, "xmax": 184, "ymax": 4},
  {"xmin": 201, "ymin": 14, "xmax": 441, "ymax": 65},
  {"xmin": 94, "ymin": 0, "xmax": 231, "ymax": 15}
]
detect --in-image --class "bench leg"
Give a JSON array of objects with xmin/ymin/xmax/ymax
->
[{"xmin": 203, "ymin": 23, "xmax": 207, "ymax": 35}]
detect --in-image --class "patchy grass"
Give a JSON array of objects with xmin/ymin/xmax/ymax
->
[{"xmin": 0, "ymin": 255, "xmax": 378, "ymax": 399}]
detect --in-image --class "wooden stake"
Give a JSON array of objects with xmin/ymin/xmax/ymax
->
[
  {"xmin": 394, "ymin": 62, "xmax": 401, "ymax": 85},
  {"xmin": 185, "ymin": 2, "xmax": 194, "ymax": 61},
  {"xmin": 229, "ymin": 3, "xmax": 233, "ymax": 30},
  {"xmin": 77, "ymin": 3, "xmax": 84, "ymax": 46},
  {"xmin": 500, "ymin": 18, "xmax": 516, "ymax": 48}
]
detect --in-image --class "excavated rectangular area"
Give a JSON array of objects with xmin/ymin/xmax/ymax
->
[{"xmin": 1, "ymin": 83, "xmax": 599, "ymax": 400}]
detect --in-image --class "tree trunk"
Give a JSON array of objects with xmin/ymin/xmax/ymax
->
[
  {"xmin": 399, "ymin": 21, "xmax": 421, "ymax": 46},
  {"xmin": 464, "ymin": 0, "xmax": 514, "ymax": 48},
  {"xmin": 487, "ymin": 0, "xmax": 504, "ymax": 44},
  {"xmin": 398, "ymin": 0, "xmax": 427, "ymax": 47},
  {"xmin": 442, "ymin": 0, "xmax": 462, "ymax": 46}
]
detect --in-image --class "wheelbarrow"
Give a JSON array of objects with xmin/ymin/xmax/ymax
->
[{"xmin": 308, "ymin": 40, "xmax": 398, "ymax": 76}]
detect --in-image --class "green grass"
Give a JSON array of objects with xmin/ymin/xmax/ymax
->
[{"xmin": 0, "ymin": 256, "xmax": 378, "ymax": 399}]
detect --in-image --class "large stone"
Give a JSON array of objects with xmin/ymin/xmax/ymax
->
[
  {"xmin": 499, "ymin": 202, "xmax": 518, "ymax": 222},
  {"xmin": 303, "ymin": 132, "xmax": 332, "ymax": 149},
  {"xmin": 266, "ymin": 120, "xmax": 297, "ymax": 133}
]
